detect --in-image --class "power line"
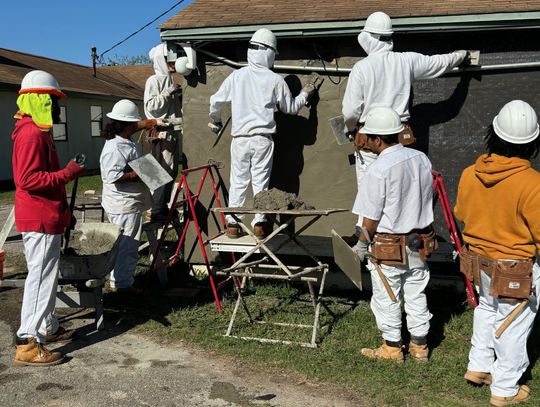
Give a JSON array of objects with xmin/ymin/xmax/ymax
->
[{"xmin": 98, "ymin": 0, "xmax": 187, "ymax": 63}]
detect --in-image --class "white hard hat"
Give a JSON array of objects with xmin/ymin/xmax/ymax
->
[
  {"xmin": 250, "ymin": 28, "xmax": 278, "ymax": 53},
  {"xmin": 19, "ymin": 70, "xmax": 66, "ymax": 99},
  {"xmin": 175, "ymin": 57, "xmax": 192, "ymax": 76},
  {"xmin": 493, "ymin": 100, "xmax": 539, "ymax": 144},
  {"xmin": 362, "ymin": 11, "xmax": 393, "ymax": 35},
  {"xmin": 106, "ymin": 99, "xmax": 141, "ymax": 122},
  {"xmin": 360, "ymin": 106, "xmax": 404, "ymax": 135}
]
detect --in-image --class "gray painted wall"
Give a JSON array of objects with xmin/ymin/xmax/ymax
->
[
  {"xmin": 180, "ymin": 28, "xmax": 540, "ymax": 252},
  {"xmin": 0, "ymin": 91, "xmax": 144, "ymax": 182}
]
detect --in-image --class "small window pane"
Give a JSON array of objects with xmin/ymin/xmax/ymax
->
[
  {"xmin": 91, "ymin": 105, "xmax": 102, "ymax": 121},
  {"xmin": 53, "ymin": 106, "xmax": 67, "ymax": 141},
  {"xmin": 91, "ymin": 121, "xmax": 101, "ymax": 137}
]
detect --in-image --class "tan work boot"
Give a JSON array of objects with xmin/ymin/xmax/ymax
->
[
  {"xmin": 226, "ymin": 223, "xmax": 241, "ymax": 239},
  {"xmin": 490, "ymin": 385, "xmax": 530, "ymax": 406},
  {"xmin": 464, "ymin": 370, "xmax": 492, "ymax": 385},
  {"xmin": 408, "ymin": 341, "xmax": 429, "ymax": 361},
  {"xmin": 253, "ymin": 222, "xmax": 268, "ymax": 239},
  {"xmin": 361, "ymin": 341, "xmax": 404, "ymax": 362},
  {"xmin": 44, "ymin": 326, "xmax": 77, "ymax": 344},
  {"xmin": 14, "ymin": 338, "xmax": 64, "ymax": 367}
]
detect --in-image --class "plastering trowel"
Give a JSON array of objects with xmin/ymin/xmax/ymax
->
[
  {"xmin": 331, "ymin": 229, "xmax": 362, "ymax": 290},
  {"xmin": 129, "ymin": 153, "xmax": 173, "ymax": 192},
  {"xmin": 328, "ymin": 115, "xmax": 353, "ymax": 145}
]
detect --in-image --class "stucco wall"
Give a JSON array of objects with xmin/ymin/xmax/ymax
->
[{"xmin": 180, "ymin": 28, "xmax": 540, "ymax": 255}]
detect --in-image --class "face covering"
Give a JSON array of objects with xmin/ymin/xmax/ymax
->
[
  {"xmin": 15, "ymin": 93, "xmax": 53, "ymax": 130},
  {"xmin": 357, "ymin": 31, "xmax": 394, "ymax": 55},
  {"xmin": 247, "ymin": 46, "xmax": 276, "ymax": 70}
]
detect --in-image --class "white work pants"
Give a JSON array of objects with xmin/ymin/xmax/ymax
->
[
  {"xmin": 227, "ymin": 135, "xmax": 274, "ymax": 227},
  {"xmin": 467, "ymin": 266, "xmax": 540, "ymax": 397},
  {"xmin": 107, "ymin": 212, "xmax": 142, "ymax": 288},
  {"xmin": 367, "ymin": 248, "xmax": 431, "ymax": 342},
  {"xmin": 150, "ymin": 132, "xmax": 179, "ymax": 215},
  {"xmin": 352, "ymin": 150, "xmax": 377, "ymax": 227},
  {"xmin": 17, "ymin": 232, "xmax": 61, "ymax": 343}
]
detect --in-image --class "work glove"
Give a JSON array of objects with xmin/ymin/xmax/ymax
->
[
  {"xmin": 136, "ymin": 119, "xmax": 158, "ymax": 130},
  {"xmin": 208, "ymin": 121, "xmax": 223, "ymax": 134},
  {"xmin": 301, "ymin": 83, "xmax": 317, "ymax": 100},
  {"xmin": 124, "ymin": 171, "xmax": 139, "ymax": 182},
  {"xmin": 63, "ymin": 160, "xmax": 85, "ymax": 182},
  {"xmin": 454, "ymin": 50, "xmax": 470, "ymax": 67},
  {"xmin": 165, "ymin": 84, "xmax": 182, "ymax": 96},
  {"xmin": 352, "ymin": 239, "xmax": 370, "ymax": 262}
]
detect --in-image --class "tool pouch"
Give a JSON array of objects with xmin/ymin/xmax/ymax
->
[
  {"xmin": 372, "ymin": 234, "xmax": 407, "ymax": 266},
  {"xmin": 418, "ymin": 229, "xmax": 438, "ymax": 261},
  {"xmin": 490, "ymin": 260, "xmax": 533, "ymax": 300},
  {"xmin": 458, "ymin": 249, "xmax": 475, "ymax": 283},
  {"xmin": 398, "ymin": 123, "xmax": 416, "ymax": 146}
]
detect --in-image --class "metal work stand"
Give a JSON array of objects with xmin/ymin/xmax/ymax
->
[
  {"xmin": 55, "ymin": 279, "xmax": 105, "ymax": 330},
  {"xmin": 213, "ymin": 208, "xmax": 346, "ymax": 348}
]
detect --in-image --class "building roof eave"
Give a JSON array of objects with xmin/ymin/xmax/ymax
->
[{"xmin": 160, "ymin": 11, "xmax": 540, "ymax": 42}]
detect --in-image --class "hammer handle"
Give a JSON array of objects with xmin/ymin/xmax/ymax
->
[
  {"xmin": 495, "ymin": 299, "xmax": 529, "ymax": 338},
  {"xmin": 375, "ymin": 262, "xmax": 398, "ymax": 303}
]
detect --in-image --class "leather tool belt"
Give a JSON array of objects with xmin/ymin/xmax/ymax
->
[
  {"xmin": 459, "ymin": 246, "xmax": 533, "ymax": 300},
  {"xmin": 355, "ymin": 121, "xmax": 416, "ymax": 151},
  {"xmin": 371, "ymin": 226, "xmax": 437, "ymax": 266}
]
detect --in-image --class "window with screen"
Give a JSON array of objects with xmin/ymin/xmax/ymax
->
[
  {"xmin": 52, "ymin": 106, "xmax": 67, "ymax": 141},
  {"xmin": 91, "ymin": 105, "xmax": 103, "ymax": 137}
]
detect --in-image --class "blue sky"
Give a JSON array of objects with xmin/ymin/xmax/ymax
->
[{"xmin": 0, "ymin": 0, "xmax": 194, "ymax": 66}]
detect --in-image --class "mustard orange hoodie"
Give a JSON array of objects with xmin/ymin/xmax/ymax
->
[{"xmin": 455, "ymin": 153, "xmax": 540, "ymax": 260}]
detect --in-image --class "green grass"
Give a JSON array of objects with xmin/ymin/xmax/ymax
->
[{"xmin": 111, "ymin": 263, "xmax": 540, "ymax": 407}]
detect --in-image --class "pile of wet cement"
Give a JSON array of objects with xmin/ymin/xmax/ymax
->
[
  {"xmin": 67, "ymin": 230, "xmax": 117, "ymax": 256},
  {"xmin": 253, "ymin": 188, "xmax": 315, "ymax": 211}
]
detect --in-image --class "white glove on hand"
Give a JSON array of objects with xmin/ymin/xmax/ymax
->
[
  {"xmin": 165, "ymin": 84, "xmax": 182, "ymax": 96},
  {"xmin": 352, "ymin": 239, "xmax": 370, "ymax": 262},
  {"xmin": 454, "ymin": 50, "xmax": 470, "ymax": 66},
  {"xmin": 208, "ymin": 121, "xmax": 223, "ymax": 134},
  {"xmin": 301, "ymin": 83, "xmax": 316, "ymax": 97}
]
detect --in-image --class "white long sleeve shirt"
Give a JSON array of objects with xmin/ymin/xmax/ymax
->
[
  {"xmin": 209, "ymin": 47, "xmax": 307, "ymax": 136},
  {"xmin": 355, "ymin": 144, "xmax": 434, "ymax": 234},
  {"xmin": 342, "ymin": 32, "xmax": 466, "ymax": 129},
  {"xmin": 144, "ymin": 43, "xmax": 181, "ymax": 120},
  {"xmin": 100, "ymin": 136, "xmax": 148, "ymax": 214}
]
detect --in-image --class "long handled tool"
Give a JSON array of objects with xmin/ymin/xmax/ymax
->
[
  {"xmin": 495, "ymin": 299, "xmax": 529, "ymax": 338},
  {"xmin": 63, "ymin": 153, "xmax": 86, "ymax": 252}
]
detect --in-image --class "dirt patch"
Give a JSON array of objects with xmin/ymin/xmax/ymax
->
[
  {"xmin": 254, "ymin": 188, "xmax": 315, "ymax": 211},
  {"xmin": 67, "ymin": 230, "xmax": 117, "ymax": 256}
]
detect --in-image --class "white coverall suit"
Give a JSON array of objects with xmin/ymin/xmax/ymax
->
[
  {"xmin": 144, "ymin": 43, "xmax": 182, "ymax": 216},
  {"xmin": 209, "ymin": 47, "xmax": 307, "ymax": 226},
  {"xmin": 342, "ymin": 32, "xmax": 465, "ymax": 227},
  {"xmin": 100, "ymin": 136, "xmax": 149, "ymax": 288},
  {"xmin": 356, "ymin": 144, "xmax": 434, "ymax": 342}
]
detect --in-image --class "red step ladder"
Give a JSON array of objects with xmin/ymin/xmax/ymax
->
[
  {"xmin": 432, "ymin": 170, "xmax": 478, "ymax": 308},
  {"xmin": 149, "ymin": 161, "xmax": 230, "ymax": 311}
]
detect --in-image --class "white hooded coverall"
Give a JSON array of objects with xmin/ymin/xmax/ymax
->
[
  {"xmin": 342, "ymin": 32, "xmax": 466, "ymax": 226},
  {"xmin": 100, "ymin": 136, "xmax": 148, "ymax": 288},
  {"xmin": 144, "ymin": 43, "xmax": 182, "ymax": 216},
  {"xmin": 356, "ymin": 144, "xmax": 434, "ymax": 343},
  {"xmin": 209, "ymin": 47, "xmax": 307, "ymax": 226}
]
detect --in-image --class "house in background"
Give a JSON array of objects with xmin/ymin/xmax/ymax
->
[
  {"xmin": 0, "ymin": 48, "xmax": 152, "ymax": 182},
  {"xmin": 159, "ymin": 0, "xmax": 540, "ymax": 239}
]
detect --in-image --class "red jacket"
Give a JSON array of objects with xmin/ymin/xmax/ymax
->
[{"xmin": 11, "ymin": 116, "xmax": 72, "ymax": 234}]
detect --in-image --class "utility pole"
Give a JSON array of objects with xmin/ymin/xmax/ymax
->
[{"xmin": 91, "ymin": 47, "xmax": 97, "ymax": 77}]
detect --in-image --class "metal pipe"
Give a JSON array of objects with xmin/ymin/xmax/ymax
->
[{"xmin": 198, "ymin": 48, "xmax": 540, "ymax": 77}]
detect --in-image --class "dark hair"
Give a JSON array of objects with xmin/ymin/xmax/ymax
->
[
  {"xmin": 484, "ymin": 125, "xmax": 540, "ymax": 160},
  {"xmin": 101, "ymin": 120, "xmax": 133, "ymax": 140},
  {"xmin": 366, "ymin": 133, "xmax": 399, "ymax": 145}
]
